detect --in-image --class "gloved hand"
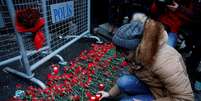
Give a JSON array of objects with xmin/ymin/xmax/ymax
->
[{"xmin": 97, "ymin": 91, "xmax": 110, "ymax": 100}]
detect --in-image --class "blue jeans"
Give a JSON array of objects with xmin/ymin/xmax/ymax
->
[
  {"xmin": 117, "ymin": 75, "xmax": 154, "ymax": 101},
  {"xmin": 168, "ymin": 32, "xmax": 177, "ymax": 47}
]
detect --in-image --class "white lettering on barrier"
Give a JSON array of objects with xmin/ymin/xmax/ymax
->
[{"xmin": 50, "ymin": 1, "xmax": 74, "ymax": 23}]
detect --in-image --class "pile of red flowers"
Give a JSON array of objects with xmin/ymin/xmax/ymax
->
[{"xmin": 11, "ymin": 43, "xmax": 128, "ymax": 101}]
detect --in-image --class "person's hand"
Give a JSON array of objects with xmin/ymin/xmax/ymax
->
[
  {"xmin": 97, "ymin": 91, "xmax": 110, "ymax": 100},
  {"xmin": 167, "ymin": 1, "xmax": 179, "ymax": 12},
  {"xmin": 133, "ymin": 98, "xmax": 142, "ymax": 101}
]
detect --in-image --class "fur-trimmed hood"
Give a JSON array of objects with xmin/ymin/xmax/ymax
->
[
  {"xmin": 135, "ymin": 19, "xmax": 168, "ymax": 66},
  {"xmin": 159, "ymin": 30, "xmax": 168, "ymax": 47}
]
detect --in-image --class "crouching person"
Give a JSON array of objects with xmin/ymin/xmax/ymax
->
[{"xmin": 98, "ymin": 19, "xmax": 194, "ymax": 101}]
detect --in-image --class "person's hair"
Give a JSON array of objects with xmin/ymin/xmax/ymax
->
[{"xmin": 128, "ymin": 19, "xmax": 165, "ymax": 66}]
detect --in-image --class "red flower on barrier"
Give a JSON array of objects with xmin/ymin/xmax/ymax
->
[
  {"xmin": 15, "ymin": 8, "xmax": 45, "ymax": 50},
  {"xmin": 34, "ymin": 31, "xmax": 45, "ymax": 50}
]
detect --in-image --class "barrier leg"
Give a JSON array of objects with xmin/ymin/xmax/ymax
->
[
  {"xmin": 3, "ymin": 67, "xmax": 46, "ymax": 89},
  {"xmin": 83, "ymin": 34, "xmax": 103, "ymax": 44},
  {"xmin": 64, "ymin": 34, "xmax": 103, "ymax": 44},
  {"xmin": 55, "ymin": 54, "xmax": 67, "ymax": 66},
  {"xmin": 41, "ymin": 51, "xmax": 67, "ymax": 66}
]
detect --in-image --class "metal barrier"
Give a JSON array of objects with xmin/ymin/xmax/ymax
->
[{"xmin": 0, "ymin": 0, "xmax": 102, "ymax": 89}]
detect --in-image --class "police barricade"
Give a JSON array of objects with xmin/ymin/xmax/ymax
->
[{"xmin": 0, "ymin": 0, "xmax": 101, "ymax": 89}]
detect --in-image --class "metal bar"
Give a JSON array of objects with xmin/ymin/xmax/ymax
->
[
  {"xmin": 64, "ymin": 35, "xmax": 102, "ymax": 43},
  {"xmin": 55, "ymin": 54, "xmax": 65, "ymax": 62},
  {"xmin": 4, "ymin": 67, "xmax": 46, "ymax": 89},
  {"xmin": 88, "ymin": 0, "xmax": 90, "ymax": 33},
  {"xmin": 30, "ymin": 77, "xmax": 46, "ymax": 89},
  {"xmin": 0, "ymin": 56, "xmax": 20, "ymax": 67},
  {"xmin": 16, "ymin": 25, "xmax": 32, "ymax": 76},
  {"xmin": 0, "ymin": 46, "xmax": 49, "ymax": 67},
  {"xmin": 26, "ymin": 46, "xmax": 49, "ymax": 55},
  {"xmin": 14, "ymin": 1, "xmax": 40, "ymax": 6},
  {"xmin": 3, "ymin": 67, "xmax": 34, "ymax": 79},
  {"xmin": 5, "ymin": 0, "xmax": 32, "ymax": 76},
  {"xmin": 64, "ymin": 35, "xmax": 79, "ymax": 39},
  {"xmin": 30, "ymin": 31, "xmax": 89, "ymax": 71},
  {"xmin": 55, "ymin": 54, "xmax": 67, "ymax": 66},
  {"xmin": 41, "ymin": 0, "xmax": 52, "ymax": 52},
  {"xmin": 84, "ymin": 35, "xmax": 103, "ymax": 43}
]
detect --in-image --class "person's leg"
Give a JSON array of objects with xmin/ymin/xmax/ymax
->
[
  {"xmin": 120, "ymin": 95, "xmax": 154, "ymax": 101},
  {"xmin": 116, "ymin": 75, "xmax": 151, "ymax": 95},
  {"xmin": 167, "ymin": 32, "xmax": 177, "ymax": 47}
]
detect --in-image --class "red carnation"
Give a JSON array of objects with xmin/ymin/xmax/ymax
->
[{"xmin": 121, "ymin": 61, "xmax": 128, "ymax": 67}]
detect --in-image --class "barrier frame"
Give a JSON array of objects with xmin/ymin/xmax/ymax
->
[{"xmin": 0, "ymin": 0, "xmax": 102, "ymax": 89}]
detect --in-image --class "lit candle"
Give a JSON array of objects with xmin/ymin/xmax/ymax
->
[
  {"xmin": 90, "ymin": 96, "xmax": 96, "ymax": 101},
  {"xmin": 95, "ymin": 93, "xmax": 101, "ymax": 101},
  {"xmin": 98, "ymin": 83, "xmax": 105, "ymax": 91},
  {"xmin": 53, "ymin": 66, "xmax": 59, "ymax": 74}
]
